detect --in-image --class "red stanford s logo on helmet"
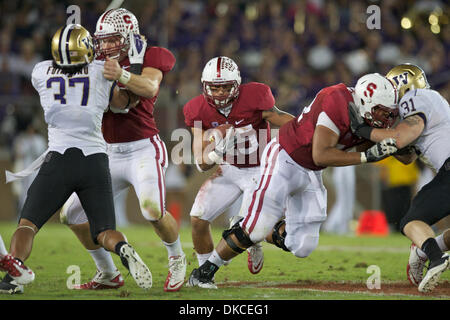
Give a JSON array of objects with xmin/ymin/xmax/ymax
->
[
  {"xmin": 353, "ymin": 73, "xmax": 399, "ymax": 128},
  {"xmin": 201, "ymin": 56, "xmax": 242, "ymax": 109},
  {"xmin": 93, "ymin": 8, "xmax": 140, "ymax": 61}
]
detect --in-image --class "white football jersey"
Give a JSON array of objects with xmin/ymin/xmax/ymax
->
[
  {"xmin": 31, "ymin": 60, "xmax": 115, "ymax": 155},
  {"xmin": 399, "ymin": 88, "xmax": 450, "ymax": 172}
]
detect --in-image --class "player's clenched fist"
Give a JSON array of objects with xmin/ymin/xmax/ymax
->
[{"xmin": 103, "ymin": 58, "xmax": 123, "ymax": 81}]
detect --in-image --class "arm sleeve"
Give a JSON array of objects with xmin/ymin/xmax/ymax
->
[
  {"xmin": 399, "ymin": 92, "xmax": 428, "ymax": 125},
  {"xmin": 143, "ymin": 47, "xmax": 176, "ymax": 74},
  {"xmin": 255, "ymin": 83, "xmax": 276, "ymax": 111},
  {"xmin": 321, "ymin": 91, "xmax": 349, "ymax": 135},
  {"xmin": 31, "ymin": 63, "xmax": 42, "ymax": 92},
  {"xmin": 183, "ymin": 102, "xmax": 196, "ymax": 128},
  {"xmin": 317, "ymin": 111, "xmax": 340, "ymax": 136}
]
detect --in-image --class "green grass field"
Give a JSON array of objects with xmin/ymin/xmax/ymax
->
[{"xmin": 0, "ymin": 222, "xmax": 448, "ymax": 301}]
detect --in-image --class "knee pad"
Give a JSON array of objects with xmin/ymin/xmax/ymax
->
[
  {"xmin": 272, "ymin": 220, "xmax": 290, "ymax": 252},
  {"xmin": 222, "ymin": 218, "xmax": 254, "ymax": 253}
]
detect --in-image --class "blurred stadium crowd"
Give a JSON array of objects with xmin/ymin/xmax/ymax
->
[{"xmin": 0, "ymin": 0, "xmax": 448, "ymax": 228}]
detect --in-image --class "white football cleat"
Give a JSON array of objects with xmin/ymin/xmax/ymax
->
[
  {"xmin": 407, "ymin": 243, "xmax": 427, "ymax": 286},
  {"xmin": 247, "ymin": 243, "xmax": 264, "ymax": 274},
  {"xmin": 119, "ymin": 244, "xmax": 152, "ymax": 289},
  {"xmin": 0, "ymin": 254, "xmax": 35, "ymax": 285},
  {"xmin": 164, "ymin": 254, "xmax": 187, "ymax": 292},
  {"xmin": 72, "ymin": 269, "xmax": 124, "ymax": 290},
  {"xmin": 418, "ymin": 253, "xmax": 450, "ymax": 293}
]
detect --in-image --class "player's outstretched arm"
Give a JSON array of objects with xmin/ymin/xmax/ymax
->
[
  {"xmin": 103, "ymin": 58, "xmax": 162, "ymax": 99},
  {"xmin": 349, "ymin": 101, "xmax": 424, "ymax": 150},
  {"xmin": 312, "ymin": 125, "xmax": 398, "ymax": 166},
  {"xmin": 262, "ymin": 106, "xmax": 295, "ymax": 127},
  {"xmin": 370, "ymin": 115, "xmax": 425, "ymax": 149},
  {"xmin": 312, "ymin": 125, "xmax": 367, "ymax": 167}
]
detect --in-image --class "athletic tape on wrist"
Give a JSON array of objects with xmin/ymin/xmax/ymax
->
[
  {"xmin": 118, "ymin": 69, "xmax": 131, "ymax": 85},
  {"xmin": 360, "ymin": 152, "xmax": 367, "ymax": 163},
  {"xmin": 208, "ymin": 150, "xmax": 222, "ymax": 164}
]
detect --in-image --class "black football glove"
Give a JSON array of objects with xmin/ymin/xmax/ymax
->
[{"xmin": 348, "ymin": 101, "xmax": 373, "ymax": 140}]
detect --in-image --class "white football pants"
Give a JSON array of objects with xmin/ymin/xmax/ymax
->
[
  {"xmin": 190, "ymin": 164, "xmax": 260, "ymax": 224},
  {"xmin": 240, "ymin": 139, "xmax": 327, "ymax": 258}
]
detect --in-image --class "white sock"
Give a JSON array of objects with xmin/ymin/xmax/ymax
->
[
  {"xmin": 416, "ymin": 233, "xmax": 449, "ymax": 260},
  {"xmin": 88, "ymin": 248, "xmax": 117, "ymax": 273},
  {"xmin": 196, "ymin": 252, "xmax": 212, "ymax": 267},
  {"xmin": 162, "ymin": 236, "xmax": 184, "ymax": 258},
  {"xmin": 208, "ymin": 250, "xmax": 226, "ymax": 267},
  {"xmin": 436, "ymin": 233, "xmax": 449, "ymax": 252},
  {"xmin": 0, "ymin": 235, "xmax": 7, "ymax": 256}
]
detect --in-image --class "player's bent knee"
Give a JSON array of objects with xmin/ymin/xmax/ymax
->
[
  {"xmin": 399, "ymin": 214, "xmax": 426, "ymax": 235},
  {"xmin": 291, "ymin": 234, "xmax": 319, "ymax": 258},
  {"xmin": 191, "ymin": 217, "xmax": 210, "ymax": 232},
  {"xmin": 141, "ymin": 198, "xmax": 163, "ymax": 221},
  {"xmin": 222, "ymin": 218, "xmax": 254, "ymax": 253}
]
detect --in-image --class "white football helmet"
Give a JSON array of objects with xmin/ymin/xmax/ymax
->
[
  {"xmin": 353, "ymin": 73, "xmax": 399, "ymax": 128},
  {"xmin": 201, "ymin": 56, "xmax": 242, "ymax": 109},
  {"xmin": 93, "ymin": 8, "xmax": 140, "ymax": 60}
]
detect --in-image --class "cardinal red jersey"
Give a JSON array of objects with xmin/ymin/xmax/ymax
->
[
  {"xmin": 183, "ymin": 82, "xmax": 275, "ymax": 168},
  {"xmin": 279, "ymin": 83, "xmax": 364, "ymax": 171},
  {"xmin": 102, "ymin": 47, "xmax": 176, "ymax": 143}
]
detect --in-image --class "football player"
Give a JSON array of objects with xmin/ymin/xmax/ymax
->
[
  {"xmin": 187, "ymin": 73, "xmax": 400, "ymax": 288},
  {"xmin": 1, "ymin": 24, "xmax": 152, "ymax": 294},
  {"xmin": 59, "ymin": 8, "xmax": 186, "ymax": 292},
  {"xmin": 349, "ymin": 64, "xmax": 450, "ymax": 293},
  {"xmin": 183, "ymin": 56, "xmax": 295, "ymax": 285}
]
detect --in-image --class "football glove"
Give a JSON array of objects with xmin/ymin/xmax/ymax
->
[
  {"xmin": 208, "ymin": 128, "xmax": 236, "ymax": 164},
  {"xmin": 348, "ymin": 101, "xmax": 373, "ymax": 140},
  {"xmin": 361, "ymin": 138, "xmax": 397, "ymax": 163},
  {"xmin": 128, "ymin": 33, "xmax": 147, "ymax": 74}
]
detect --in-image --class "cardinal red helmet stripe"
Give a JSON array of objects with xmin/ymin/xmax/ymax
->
[
  {"xmin": 100, "ymin": 9, "xmax": 114, "ymax": 24},
  {"xmin": 216, "ymin": 57, "xmax": 222, "ymax": 78}
]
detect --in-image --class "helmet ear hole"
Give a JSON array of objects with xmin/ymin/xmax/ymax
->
[{"xmin": 360, "ymin": 99, "xmax": 365, "ymax": 105}]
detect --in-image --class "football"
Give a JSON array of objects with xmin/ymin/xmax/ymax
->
[{"xmin": 207, "ymin": 123, "xmax": 234, "ymax": 143}]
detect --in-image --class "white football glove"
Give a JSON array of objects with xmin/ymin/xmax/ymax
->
[
  {"xmin": 128, "ymin": 33, "xmax": 147, "ymax": 65},
  {"xmin": 361, "ymin": 138, "xmax": 398, "ymax": 163}
]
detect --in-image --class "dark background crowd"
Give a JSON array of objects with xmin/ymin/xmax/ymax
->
[
  {"xmin": 0, "ymin": 0, "xmax": 448, "ymax": 230},
  {"xmin": 0, "ymin": 0, "xmax": 448, "ymax": 145}
]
